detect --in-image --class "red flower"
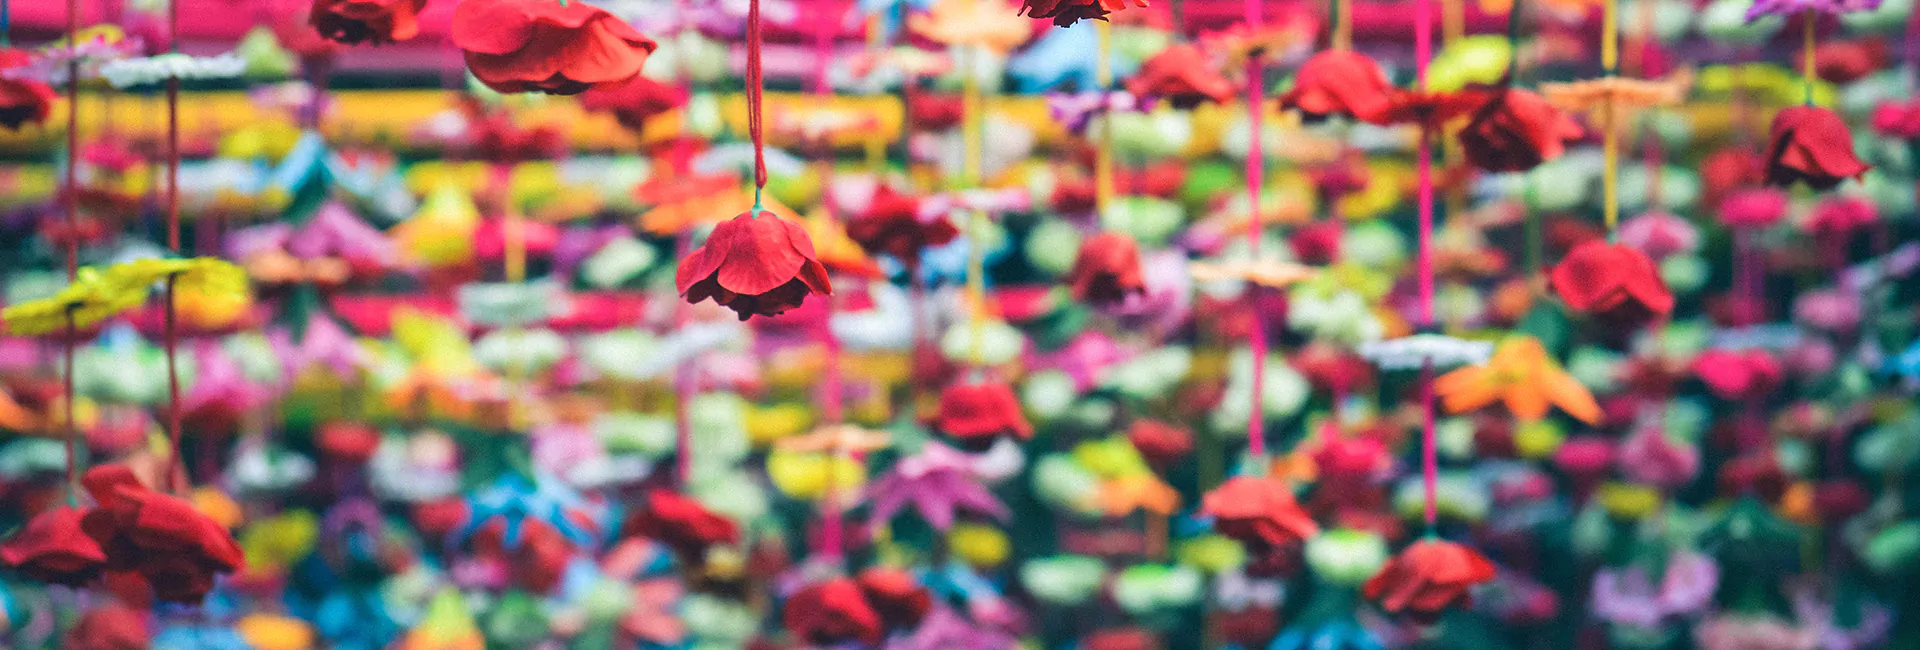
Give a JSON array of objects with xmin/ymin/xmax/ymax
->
[
  {"xmin": 1367, "ymin": 89, "xmax": 1485, "ymax": 130},
  {"xmin": 1871, "ymin": 99, "xmax": 1920, "ymax": 139},
  {"xmin": 1125, "ymin": 418, "xmax": 1193, "ymax": 467},
  {"xmin": 317, "ymin": 421, "xmax": 383, "ymax": 464},
  {"xmin": 1084, "ymin": 628, "xmax": 1162, "ymax": 650},
  {"xmin": 78, "ymin": 464, "xmax": 244, "ymax": 604},
  {"xmin": 581, "ymin": 75, "xmax": 687, "ymax": 132},
  {"xmin": 0, "ymin": 507, "xmax": 108, "ymax": 586},
  {"xmin": 512, "ymin": 520, "xmax": 574, "ymax": 593},
  {"xmin": 1716, "ymin": 453, "xmax": 1788, "ymax": 502},
  {"xmin": 1548, "ymin": 240, "xmax": 1674, "ymax": 329},
  {"xmin": 1763, "ymin": 106, "xmax": 1870, "ymax": 191},
  {"xmin": 1278, "ymin": 50, "xmax": 1394, "ymax": 123},
  {"xmin": 1690, "ymin": 349, "xmax": 1782, "ymax": 402},
  {"xmin": 1201, "ymin": 476, "xmax": 1318, "ymax": 576},
  {"xmin": 675, "ymin": 212, "xmax": 834, "ymax": 321},
  {"xmin": 854, "ymin": 567, "xmax": 933, "ymax": 630},
  {"xmin": 1716, "ymin": 187, "xmax": 1789, "ymax": 229},
  {"xmin": 1798, "ymin": 40, "xmax": 1884, "ymax": 85},
  {"xmin": 841, "ymin": 186, "xmax": 956, "ymax": 273},
  {"xmin": 908, "ymin": 93, "xmax": 966, "ymax": 131},
  {"xmin": 935, "ymin": 381, "xmax": 1034, "ymax": 447},
  {"xmin": 1362, "ymin": 539, "xmax": 1497, "ymax": 624},
  {"xmin": 1457, "ymin": 88, "xmax": 1583, "ymax": 173},
  {"xmin": 1018, "ymin": 0, "xmax": 1142, "ymax": 27},
  {"xmin": 0, "ymin": 49, "xmax": 56, "ymax": 131},
  {"xmin": 310, "ymin": 0, "xmax": 428, "ymax": 45},
  {"xmin": 64, "ymin": 605, "xmax": 150, "ymax": 650},
  {"xmin": 784, "ymin": 578, "xmax": 884, "ymax": 646},
  {"xmin": 1066, "ymin": 232, "xmax": 1147, "ymax": 305},
  {"xmin": 1288, "ymin": 220, "xmax": 1343, "ymax": 265},
  {"xmin": 1125, "ymin": 45, "xmax": 1236, "ymax": 109},
  {"xmin": 624, "ymin": 489, "xmax": 739, "ymax": 561},
  {"xmin": 452, "ymin": 0, "xmax": 658, "ymax": 95}
]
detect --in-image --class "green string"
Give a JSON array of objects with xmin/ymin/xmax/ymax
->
[{"xmin": 1505, "ymin": 0, "xmax": 1524, "ymax": 83}]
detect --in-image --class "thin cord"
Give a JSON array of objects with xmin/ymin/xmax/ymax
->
[
  {"xmin": 63, "ymin": 0, "xmax": 77, "ymax": 281},
  {"xmin": 1802, "ymin": 10, "xmax": 1816, "ymax": 106},
  {"xmin": 1415, "ymin": 0, "xmax": 1439, "ymax": 534},
  {"xmin": 63, "ymin": 311, "xmax": 77, "ymax": 506},
  {"xmin": 746, "ymin": 0, "xmax": 768, "ymax": 210},
  {"xmin": 1244, "ymin": 0, "xmax": 1267, "ymax": 462},
  {"xmin": 164, "ymin": 0, "xmax": 185, "ymax": 493}
]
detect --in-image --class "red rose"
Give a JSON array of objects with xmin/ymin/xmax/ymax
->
[
  {"xmin": 784, "ymin": 578, "xmax": 884, "ymax": 646},
  {"xmin": 1871, "ymin": 99, "xmax": 1920, "ymax": 139},
  {"xmin": 65, "ymin": 605, "xmax": 150, "ymax": 650},
  {"xmin": 317, "ymin": 421, "xmax": 383, "ymax": 464},
  {"xmin": 310, "ymin": 0, "xmax": 428, "ymax": 45},
  {"xmin": 1362, "ymin": 539, "xmax": 1497, "ymax": 624},
  {"xmin": 935, "ymin": 381, "xmax": 1033, "ymax": 447},
  {"xmin": 1288, "ymin": 221, "xmax": 1343, "ymax": 265},
  {"xmin": 1125, "ymin": 418, "xmax": 1194, "ymax": 467},
  {"xmin": 1117, "ymin": 163, "xmax": 1185, "ymax": 198},
  {"xmin": 1200, "ymin": 476, "xmax": 1318, "ymax": 576},
  {"xmin": 1366, "ymin": 89, "xmax": 1486, "ymax": 130},
  {"xmin": 512, "ymin": 520, "xmax": 575, "ymax": 593},
  {"xmin": 0, "ymin": 506, "xmax": 108, "ymax": 586},
  {"xmin": 581, "ymin": 75, "xmax": 687, "ymax": 132},
  {"xmin": 675, "ymin": 212, "xmax": 834, "ymax": 321},
  {"xmin": 1066, "ymin": 232, "xmax": 1147, "ymax": 305},
  {"xmin": 1716, "ymin": 187, "xmax": 1789, "ymax": 229},
  {"xmin": 1125, "ymin": 45, "xmax": 1236, "ymax": 109},
  {"xmin": 854, "ymin": 567, "xmax": 933, "ymax": 630},
  {"xmin": 1457, "ymin": 87, "xmax": 1583, "ymax": 173},
  {"xmin": 625, "ymin": 489, "xmax": 739, "ymax": 560},
  {"xmin": 1716, "ymin": 453, "xmax": 1788, "ymax": 502},
  {"xmin": 0, "ymin": 49, "xmax": 56, "ymax": 131},
  {"xmin": 1762, "ymin": 106, "xmax": 1870, "ymax": 191},
  {"xmin": 1051, "ymin": 176, "xmax": 1098, "ymax": 214},
  {"xmin": 1690, "ymin": 349, "xmax": 1783, "ymax": 401},
  {"xmin": 908, "ymin": 92, "xmax": 966, "ymax": 131},
  {"xmin": 1798, "ymin": 40, "xmax": 1884, "ymax": 85},
  {"xmin": 841, "ymin": 186, "xmax": 956, "ymax": 274},
  {"xmin": 1549, "ymin": 240, "xmax": 1674, "ymax": 329},
  {"xmin": 1278, "ymin": 50, "xmax": 1394, "ymax": 123},
  {"xmin": 1018, "ymin": 0, "xmax": 1142, "ymax": 27},
  {"xmin": 452, "ymin": 0, "xmax": 658, "ymax": 95},
  {"xmin": 78, "ymin": 465, "xmax": 244, "ymax": 604}
]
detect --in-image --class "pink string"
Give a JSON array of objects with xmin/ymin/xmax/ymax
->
[
  {"xmin": 1243, "ymin": 0, "xmax": 1267, "ymax": 460},
  {"xmin": 673, "ymin": 230, "xmax": 695, "ymax": 486},
  {"xmin": 1414, "ymin": 0, "xmax": 1438, "ymax": 532},
  {"xmin": 812, "ymin": 0, "xmax": 845, "ymax": 563}
]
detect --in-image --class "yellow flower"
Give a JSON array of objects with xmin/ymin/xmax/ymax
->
[
  {"xmin": 1513, "ymin": 420, "xmax": 1565, "ymax": 460},
  {"xmin": 1189, "ymin": 259, "xmax": 1318, "ymax": 289},
  {"xmin": 1596, "ymin": 482, "xmax": 1663, "ymax": 519},
  {"xmin": 948, "ymin": 523, "xmax": 1011, "ymax": 568},
  {"xmin": 102, "ymin": 257, "xmax": 250, "ymax": 303},
  {"xmin": 1339, "ymin": 161, "xmax": 1411, "ymax": 221},
  {"xmin": 909, "ymin": 0, "xmax": 1030, "ymax": 53},
  {"xmin": 396, "ymin": 590, "xmax": 483, "ymax": 650},
  {"xmin": 776, "ymin": 423, "xmax": 892, "ymax": 455},
  {"xmin": 242, "ymin": 511, "xmax": 321, "ymax": 571},
  {"xmin": 1541, "ymin": 69, "xmax": 1694, "ymax": 115},
  {"xmin": 766, "ymin": 450, "xmax": 867, "ymax": 500},
  {"xmin": 236, "ymin": 614, "xmax": 316, "ymax": 650},
  {"xmin": 746, "ymin": 403, "xmax": 818, "ymax": 446},
  {"xmin": 0, "ymin": 268, "xmax": 142, "ymax": 335},
  {"xmin": 393, "ymin": 183, "xmax": 481, "ymax": 268},
  {"xmin": 1434, "ymin": 336, "xmax": 1601, "ymax": 424}
]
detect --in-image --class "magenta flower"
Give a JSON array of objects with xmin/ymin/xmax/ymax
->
[
  {"xmin": 1746, "ymin": 0, "xmax": 1880, "ymax": 20},
  {"xmin": 887, "ymin": 606, "xmax": 1019, "ymax": 650},
  {"xmin": 864, "ymin": 442, "xmax": 1009, "ymax": 532},
  {"xmin": 1617, "ymin": 428, "xmax": 1699, "ymax": 489},
  {"xmin": 271, "ymin": 315, "xmax": 365, "ymax": 380},
  {"xmin": 1592, "ymin": 552, "xmax": 1718, "ymax": 627},
  {"xmin": 1617, "ymin": 211, "xmax": 1700, "ymax": 259}
]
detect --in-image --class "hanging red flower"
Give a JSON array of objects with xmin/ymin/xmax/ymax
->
[
  {"xmin": 1799, "ymin": 40, "xmax": 1884, "ymax": 85},
  {"xmin": 935, "ymin": 381, "xmax": 1034, "ymax": 447},
  {"xmin": 1548, "ymin": 240, "xmax": 1674, "ymax": 329},
  {"xmin": 451, "ymin": 0, "xmax": 658, "ymax": 95},
  {"xmin": 675, "ymin": 211, "xmax": 834, "ymax": 321},
  {"xmin": 1200, "ymin": 476, "xmax": 1319, "ymax": 576},
  {"xmin": 309, "ymin": 0, "xmax": 429, "ymax": 45},
  {"xmin": 1277, "ymin": 50, "xmax": 1395, "ymax": 123},
  {"xmin": 1762, "ymin": 106, "xmax": 1870, "ymax": 191},
  {"xmin": 1457, "ymin": 87, "xmax": 1583, "ymax": 173},
  {"xmin": 841, "ymin": 186, "xmax": 957, "ymax": 274},
  {"xmin": 0, "ymin": 507, "xmax": 108, "ymax": 586},
  {"xmin": 1366, "ymin": 89, "xmax": 1486, "ymax": 130},
  {"xmin": 1065, "ymin": 232, "xmax": 1147, "ymax": 305},
  {"xmin": 854, "ymin": 567, "xmax": 933, "ymax": 630},
  {"xmin": 1125, "ymin": 418, "xmax": 1194, "ymax": 467},
  {"xmin": 512, "ymin": 520, "xmax": 575, "ymax": 593},
  {"xmin": 1363, "ymin": 539, "xmax": 1497, "ymax": 624},
  {"xmin": 78, "ymin": 464, "xmax": 245, "ymax": 604},
  {"xmin": 0, "ymin": 49, "xmax": 55, "ymax": 132},
  {"xmin": 1125, "ymin": 45, "xmax": 1237, "ymax": 109},
  {"xmin": 1690, "ymin": 349, "xmax": 1783, "ymax": 402},
  {"xmin": 1019, "ymin": 0, "xmax": 1143, "ymax": 28},
  {"xmin": 64, "ymin": 604, "xmax": 151, "ymax": 650},
  {"xmin": 784, "ymin": 577, "xmax": 885, "ymax": 647},
  {"xmin": 1871, "ymin": 99, "xmax": 1920, "ymax": 139},
  {"xmin": 623, "ymin": 489, "xmax": 740, "ymax": 561},
  {"xmin": 581, "ymin": 75, "xmax": 687, "ymax": 133}
]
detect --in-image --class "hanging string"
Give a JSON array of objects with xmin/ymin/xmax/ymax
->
[
  {"xmin": 63, "ymin": 312, "xmax": 77, "ymax": 505},
  {"xmin": 164, "ymin": 0, "xmax": 186, "ymax": 493},
  {"xmin": 1802, "ymin": 10, "xmax": 1816, "ymax": 106},
  {"xmin": 1331, "ymin": 0, "xmax": 1352, "ymax": 51},
  {"xmin": 1094, "ymin": 22, "xmax": 1115, "ymax": 215},
  {"xmin": 63, "ymin": 0, "xmax": 77, "ymax": 281},
  {"xmin": 1414, "ymin": 0, "xmax": 1439, "ymax": 532},
  {"xmin": 747, "ymin": 0, "xmax": 768, "ymax": 212},
  {"xmin": 1600, "ymin": 0, "xmax": 1620, "ymax": 234},
  {"xmin": 1244, "ymin": 0, "xmax": 1267, "ymax": 463},
  {"xmin": 963, "ymin": 48, "xmax": 988, "ymax": 367},
  {"xmin": 812, "ymin": 0, "xmax": 847, "ymax": 565}
]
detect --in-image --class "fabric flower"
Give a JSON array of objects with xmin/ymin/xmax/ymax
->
[
  {"xmin": 855, "ymin": 567, "xmax": 933, "ymax": 631},
  {"xmin": 1745, "ymin": 0, "xmax": 1881, "ymax": 20},
  {"xmin": 1018, "ymin": 0, "xmax": 1143, "ymax": 27},
  {"xmin": 0, "ymin": 507, "xmax": 108, "ymax": 586},
  {"xmin": 1201, "ymin": 476, "xmax": 1319, "ymax": 576},
  {"xmin": 623, "ymin": 489, "xmax": 739, "ymax": 561},
  {"xmin": 1616, "ymin": 211, "xmax": 1700, "ymax": 258},
  {"xmin": 1617, "ymin": 428, "xmax": 1699, "ymax": 489},
  {"xmin": 0, "ymin": 49, "xmax": 56, "ymax": 131},
  {"xmin": 1434, "ymin": 336, "xmax": 1602, "ymax": 424},
  {"xmin": 786, "ymin": 578, "xmax": 883, "ymax": 646},
  {"xmin": 310, "ymin": 0, "xmax": 428, "ymax": 44},
  {"xmin": 1550, "ymin": 240, "xmax": 1674, "ymax": 329},
  {"xmin": 936, "ymin": 381, "xmax": 1033, "ymax": 447},
  {"xmin": 1690, "ymin": 349, "xmax": 1782, "ymax": 401},
  {"xmin": 1358, "ymin": 334, "xmax": 1494, "ymax": 371},
  {"xmin": 1457, "ymin": 87, "xmax": 1583, "ymax": 173},
  {"xmin": 1277, "ymin": 50, "xmax": 1394, "ymax": 123},
  {"xmin": 1066, "ymin": 232, "xmax": 1146, "ymax": 305},
  {"xmin": 1366, "ymin": 89, "xmax": 1486, "ymax": 129},
  {"xmin": 80, "ymin": 464, "xmax": 246, "ymax": 604},
  {"xmin": 676, "ymin": 211, "xmax": 834, "ymax": 321},
  {"xmin": 580, "ymin": 74, "xmax": 686, "ymax": 132},
  {"xmin": 866, "ymin": 442, "xmax": 1011, "ymax": 531},
  {"xmin": 452, "ymin": 0, "xmax": 657, "ymax": 95},
  {"xmin": 1125, "ymin": 45, "xmax": 1236, "ymax": 109},
  {"xmin": 1870, "ymin": 99, "xmax": 1920, "ymax": 139},
  {"xmin": 65, "ymin": 605, "xmax": 151, "ymax": 650},
  {"xmin": 1763, "ymin": 106, "xmax": 1870, "ymax": 191},
  {"xmin": 1363, "ymin": 539, "xmax": 1497, "ymax": 624}
]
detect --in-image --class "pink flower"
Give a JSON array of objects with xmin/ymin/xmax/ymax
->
[
  {"xmin": 1804, "ymin": 196, "xmax": 1877, "ymax": 238},
  {"xmin": 1617, "ymin": 428, "xmax": 1698, "ymax": 489},
  {"xmin": 1616, "ymin": 211, "xmax": 1700, "ymax": 259},
  {"xmin": 1792, "ymin": 289, "xmax": 1861, "ymax": 332},
  {"xmin": 1696, "ymin": 615, "xmax": 1819, "ymax": 650},
  {"xmin": 1716, "ymin": 188, "xmax": 1790, "ymax": 229}
]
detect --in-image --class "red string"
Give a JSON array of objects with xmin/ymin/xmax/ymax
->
[
  {"xmin": 62, "ymin": 0, "xmax": 76, "ymax": 281},
  {"xmin": 1414, "ymin": 0, "xmax": 1438, "ymax": 533},
  {"xmin": 746, "ymin": 0, "xmax": 768, "ymax": 192},
  {"xmin": 1243, "ymin": 0, "xmax": 1266, "ymax": 462},
  {"xmin": 63, "ymin": 312, "xmax": 77, "ymax": 504},
  {"xmin": 164, "ymin": 0, "xmax": 185, "ymax": 493}
]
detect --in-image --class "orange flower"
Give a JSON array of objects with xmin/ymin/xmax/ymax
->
[
  {"xmin": 1101, "ymin": 476, "xmax": 1181, "ymax": 516},
  {"xmin": 802, "ymin": 211, "xmax": 886, "ymax": 279},
  {"xmin": 1540, "ymin": 69, "xmax": 1693, "ymax": 115},
  {"xmin": 1188, "ymin": 259, "xmax": 1318, "ymax": 288},
  {"xmin": 1433, "ymin": 336, "xmax": 1600, "ymax": 424},
  {"xmin": 910, "ymin": 0, "xmax": 1031, "ymax": 53}
]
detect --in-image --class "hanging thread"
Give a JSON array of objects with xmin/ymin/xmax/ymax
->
[
  {"xmin": 1414, "ymin": 0, "xmax": 1439, "ymax": 532},
  {"xmin": 747, "ymin": 0, "xmax": 768, "ymax": 210},
  {"xmin": 1802, "ymin": 10, "xmax": 1816, "ymax": 106},
  {"xmin": 1243, "ymin": 0, "xmax": 1267, "ymax": 462}
]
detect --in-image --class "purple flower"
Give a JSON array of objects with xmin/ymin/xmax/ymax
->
[
  {"xmin": 864, "ymin": 443, "xmax": 1009, "ymax": 531},
  {"xmin": 1617, "ymin": 428, "xmax": 1700, "ymax": 489},
  {"xmin": 1046, "ymin": 91, "xmax": 1141, "ymax": 135},
  {"xmin": 293, "ymin": 202, "xmax": 397, "ymax": 266},
  {"xmin": 1023, "ymin": 331, "xmax": 1129, "ymax": 392},
  {"xmin": 1592, "ymin": 551, "xmax": 1718, "ymax": 627},
  {"xmin": 1793, "ymin": 590, "xmax": 1893, "ymax": 650},
  {"xmin": 886, "ymin": 607, "xmax": 1019, "ymax": 650},
  {"xmin": 1746, "ymin": 0, "xmax": 1881, "ymax": 20},
  {"xmin": 183, "ymin": 341, "xmax": 275, "ymax": 416},
  {"xmin": 271, "ymin": 315, "xmax": 365, "ymax": 380}
]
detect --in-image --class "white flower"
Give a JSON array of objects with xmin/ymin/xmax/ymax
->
[
  {"xmin": 229, "ymin": 444, "xmax": 315, "ymax": 494},
  {"xmin": 100, "ymin": 52, "xmax": 246, "ymax": 89},
  {"xmin": 457, "ymin": 279, "xmax": 568, "ymax": 328},
  {"xmin": 1287, "ymin": 289, "xmax": 1385, "ymax": 347},
  {"xmin": 1359, "ymin": 334, "xmax": 1494, "ymax": 371},
  {"xmin": 473, "ymin": 328, "xmax": 569, "ymax": 375},
  {"xmin": 1210, "ymin": 347, "xmax": 1311, "ymax": 434},
  {"xmin": 831, "ymin": 283, "xmax": 915, "ymax": 351}
]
